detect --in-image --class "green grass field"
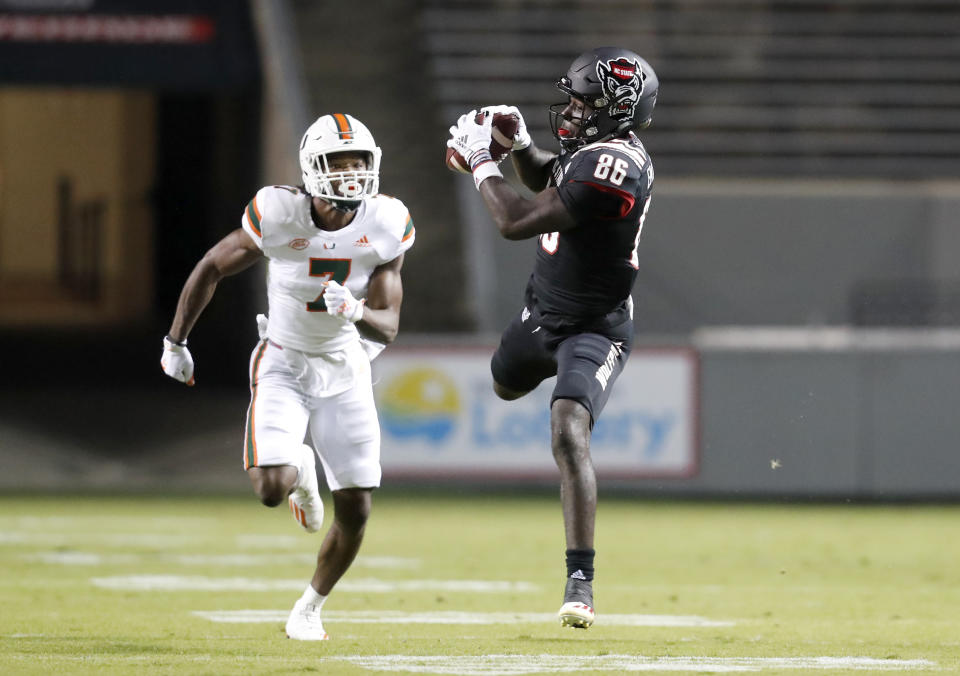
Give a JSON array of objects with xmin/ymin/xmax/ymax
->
[{"xmin": 1, "ymin": 492, "xmax": 957, "ymax": 674}]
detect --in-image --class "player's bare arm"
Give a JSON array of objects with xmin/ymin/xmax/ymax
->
[
  {"xmin": 478, "ymin": 179, "xmax": 575, "ymax": 241},
  {"xmin": 356, "ymin": 253, "xmax": 405, "ymax": 344},
  {"xmin": 510, "ymin": 96, "xmax": 587, "ymax": 191},
  {"xmin": 168, "ymin": 228, "xmax": 262, "ymax": 342},
  {"xmin": 510, "ymin": 144, "xmax": 558, "ymax": 192}
]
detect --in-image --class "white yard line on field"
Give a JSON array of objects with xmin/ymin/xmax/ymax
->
[
  {"xmin": 3, "ymin": 653, "xmax": 933, "ymax": 672},
  {"xmin": 192, "ymin": 609, "xmax": 733, "ymax": 627},
  {"xmin": 91, "ymin": 575, "xmax": 537, "ymax": 592},
  {"xmin": 25, "ymin": 551, "xmax": 141, "ymax": 565},
  {"xmin": 234, "ymin": 534, "xmax": 303, "ymax": 548},
  {"xmin": 0, "ymin": 531, "xmax": 219, "ymax": 547},
  {"xmin": 173, "ymin": 554, "xmax": 420, "ymax": 568},
  {"xmin": 334, "ymin": 654, "xmax": 938, "ymax": 674},
  {"xmin": 26, "ymin": 551, "xmax": 418, "ymax": 568}
]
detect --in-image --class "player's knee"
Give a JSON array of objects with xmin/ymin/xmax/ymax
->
[
  {"xmin": 257, "ymin": 489, "xmax": 286, "ymax": 508},
  {"xmin": 493, "ymin": 380, "xmax": 528, "ymax": 401},
  {"xmin": 332, "ymin": 488, "xmax": 372, "ymax": 535},
  {"xmin": 254, "ymin": 480, "xmax": 288, "ymax": 507},
  {"xmin": 248, "ymin": 466, "xmax": 297, "ymax": 507},
  {"xmin": 550, "ymin": 398, "xmax": 592, "ymax": 466}
]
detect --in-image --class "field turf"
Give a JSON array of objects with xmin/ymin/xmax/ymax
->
[{"xmin": 0, "ymin": 492, "xmax": 957, "ymax": 674}]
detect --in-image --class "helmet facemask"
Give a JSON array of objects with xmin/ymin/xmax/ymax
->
[
  {"xmin": 549, "ymin": 84, "xmax": 605, "ymax": 152},
  {"xmin": 302, "ymin": 150, "xmax": 378, "ymax": 210},
  {"xmin": 299, "ymin": 114, "xmax": 381, "ymax": 211}
]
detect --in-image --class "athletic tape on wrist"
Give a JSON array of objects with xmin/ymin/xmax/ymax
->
[
  {"xmin": 468, "ymin": 148, "xmax": 493, "ymax": 172},
  {"xmin": 350, "ymin": 299, "xmax": 366, "ymax": 323},
  {"xmin": 472, "ymin": 161, "xmax": 503, "ymax": 190}
]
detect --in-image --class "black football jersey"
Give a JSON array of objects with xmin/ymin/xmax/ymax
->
[{"xmin": 529, "ymin": 133, "xmax": 654, "ymax": 325}]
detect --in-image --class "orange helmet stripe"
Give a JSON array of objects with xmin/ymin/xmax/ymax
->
[{"xmin": 333, "ymin": 113, "xmax": 353, "ymax": 140}]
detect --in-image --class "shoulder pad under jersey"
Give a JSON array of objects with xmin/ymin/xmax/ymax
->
[
  {"xmin": 565, "ymin": 139, "xmax": 650, "ymax": 184},
  {"xmin": 556, "ymin": 139, "xmax": 652, "ymax": 221},
  {"xmin": 241, "ymin": 185, "xmax": 308, "ymax": 248},
  {"xmin": 366, "ymin": 194, "xmax": 415, "ymax": 262}
]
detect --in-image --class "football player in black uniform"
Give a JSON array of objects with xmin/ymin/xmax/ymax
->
[{"xmin": 446, "ymin": 46, "xmax": 658, "ymax": 629}]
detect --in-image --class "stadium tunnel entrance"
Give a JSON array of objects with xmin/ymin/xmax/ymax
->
[{"xmin": 0, "ymin": 2, "xmax": 262, "ymax": 387}]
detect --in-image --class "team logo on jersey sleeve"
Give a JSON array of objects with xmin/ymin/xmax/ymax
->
[
  {"xmin": 596, "ymin": 57, "xmax": 645, "ymax": 120},
  {"xmin": 289, "ymin": 238, "xmax": 310, "ymax": 250}
]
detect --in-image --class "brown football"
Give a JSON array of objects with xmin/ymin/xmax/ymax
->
[{"xmin": 445, "ymin": 111, "xmax": 520, "ymax": 174}]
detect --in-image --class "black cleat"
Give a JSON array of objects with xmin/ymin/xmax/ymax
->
[{"xmin": 558, "ymin": 575, "xmax": 595, "ymax": 628}]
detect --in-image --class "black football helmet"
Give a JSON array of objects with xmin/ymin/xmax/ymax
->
[{"xmin": 549, "ymin": 46, "xmax": 658, "ymax": 151}]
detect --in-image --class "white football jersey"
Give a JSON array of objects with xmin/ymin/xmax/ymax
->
[{"xmin": 241, "ymin": 185, "xmax": 415, "ymax": 354}]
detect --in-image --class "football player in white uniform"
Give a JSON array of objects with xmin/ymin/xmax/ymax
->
[{"xmin": 160, "ymin": 113, "xmax": 415, "ymax": 641}]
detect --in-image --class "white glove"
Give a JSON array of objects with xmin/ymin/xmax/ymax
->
[
  {"xmin": 256, "ymin": 313, "xmax": 268, "ymax": 340},
  {"xmin": 161, "ymin": 336, "xmax": 195, "ymax": 386},
  {"xmin": 446, "ymin": 109, "xmax": 503, "ymax": 189},
  {"xmin": 323, "ymin": 280, "xmax": 365, "ymax": 322},
  {"xmin": 447, "ymin": 109, "xmax": 494, "ymax": 169},
  {"xmin": 480, "ymin": 104, "xmax": 531, "ymax": 151}
]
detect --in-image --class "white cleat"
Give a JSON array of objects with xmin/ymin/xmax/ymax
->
[
  {"xmin": 285, "ymin": 596, "xmax": 329, "ymax": 641},
  {"xmin": 289, "ymin": 446, "xmax": 323, "ymax": 533},
  {"xmin": 558, "ymin": 576, "xmax": 595, "ymax": 628}
]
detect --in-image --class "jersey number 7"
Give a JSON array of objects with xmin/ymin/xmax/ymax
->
[{"xmin": 306, "ymin": 258, "xmax": 351, "ymax": 312}]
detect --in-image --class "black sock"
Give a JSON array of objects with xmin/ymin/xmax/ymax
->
[{"xmin": 565, "ymin": 548, "xmax": 595, "ymax": 581}]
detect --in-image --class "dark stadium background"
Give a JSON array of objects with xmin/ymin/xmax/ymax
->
[{"xmin": 1, "ymin": 0, "xmax": 959, "ymax": 497}]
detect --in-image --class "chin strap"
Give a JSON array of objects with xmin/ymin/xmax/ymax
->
[
  {"xmin": 328, "ymin": 199, "xmax": 361, "ymax": 212},
  {"xmin": 563, "ymin": 121, "xmax": 636, "ymax": 151}
]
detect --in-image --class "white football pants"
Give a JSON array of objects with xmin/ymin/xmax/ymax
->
[{"xmin": 243, "ymin": 339, "xmax": 381, "ymax": 490}]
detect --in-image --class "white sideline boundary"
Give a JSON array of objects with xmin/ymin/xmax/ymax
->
[
  {"xmin": 336, "ymin": 654, "xmax": 937, "ymax": 673},
  {"xmin": 192, "ymin": 609, "xmax": 733, "ymax": 627}
]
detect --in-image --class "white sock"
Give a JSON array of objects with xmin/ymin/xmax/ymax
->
[
  {"xmin": 300, "ymin": 584, "xmax": 326, "ymax": 607},
  {"xmin": 294, "ymin": 446, "xmax": 312, "ymax": 488}
]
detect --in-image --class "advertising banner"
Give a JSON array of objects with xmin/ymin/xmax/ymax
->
[{"xmin": 373, "ymin": 346, "xmax": 698, "ymax": 481}]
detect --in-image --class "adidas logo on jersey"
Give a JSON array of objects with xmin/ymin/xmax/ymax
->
[{"xmin": 354, "ymin": 235, "xmax": 371, "ymax": 247}]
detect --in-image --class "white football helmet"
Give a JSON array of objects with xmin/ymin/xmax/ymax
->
[{"xmin": 299, "ymin": 113, "xmax": 381, "ymax": 208}]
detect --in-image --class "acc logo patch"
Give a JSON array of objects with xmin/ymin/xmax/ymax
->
[{"xmin": 289, "ymin": 238, "xmax": 309, "ymax": 250}]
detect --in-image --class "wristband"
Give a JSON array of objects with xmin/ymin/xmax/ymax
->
[
  {"xmin": 472, "ymin": 161, "xmax": 503, "ymax": 190},
  {"xmin": 347, "ymin": 298, "xmax": 366, "ymax": 323},
  {"xmin": 165, "ymin": 335, "xmax": 187, "ymax": 347},
  {"xmin": 468, "ymin": 148, "xmax": 493, "ymax": 172}
]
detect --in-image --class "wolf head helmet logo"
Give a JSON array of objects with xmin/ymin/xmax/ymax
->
[{"xmin": 596, "ymin": 57, "xmax": 645, "ymax": 120}]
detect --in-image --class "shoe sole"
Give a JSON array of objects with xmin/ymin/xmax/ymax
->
[{"xmin": 558, "ymin": 602, "xmax": 594, "ymax": 629}]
